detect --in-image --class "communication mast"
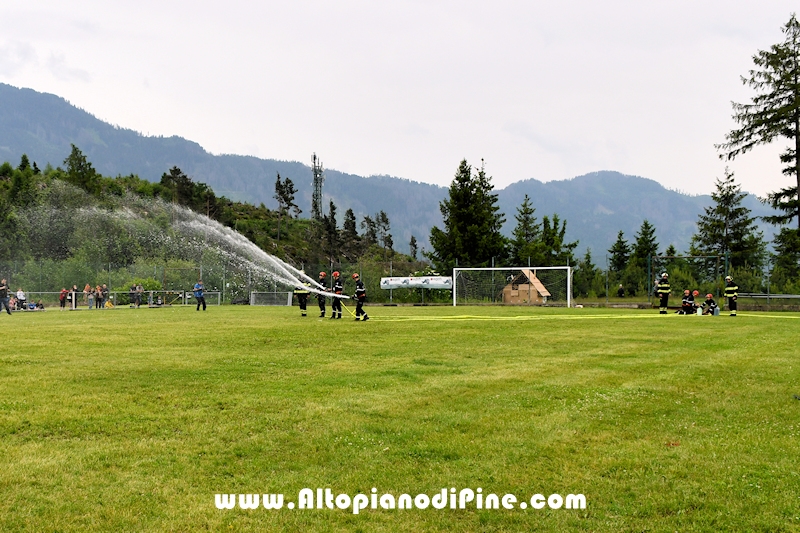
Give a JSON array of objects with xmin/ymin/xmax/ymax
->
[{"xmin": 311, "ymin": 153, "xmax": 325, "ymax": 221}]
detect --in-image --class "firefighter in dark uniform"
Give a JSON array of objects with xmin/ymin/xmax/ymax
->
[
  {"xmin": 679, "ymin": 289, "xmax": 694, "ymax": 314},
  {"xmin": 724, "ymin": 275, "xmax": 738, "ymax": 316},
  {"xmin": 656, "ymin": 272, "xmax": 671, "ymax": 314},
  {"xmin": 331, "ymin": 271, "xmax": 343, "ymax": 319},
  {"xmin": 294, "ymin": 282, "xmax": 310, "ymax": 316},
  {"xmin": 317, "ymin": 271, "xmax": 327, "ymax": 317},
  {"xmin": 352, "ymin": 273, "xmax": 369, "ymax": 321},
  {"xmin": 702, "ymin": 293, "xmax": 718, "ymax": 315}
]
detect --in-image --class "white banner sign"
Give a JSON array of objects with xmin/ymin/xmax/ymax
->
[{"xmin": 380, "ymin": 276, "xmax": 452, "ymax": 290}]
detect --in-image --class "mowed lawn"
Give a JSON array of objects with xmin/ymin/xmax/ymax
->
[{"xmin": 0, "ymin": 304, "xmax": 798, "ymax": 532}]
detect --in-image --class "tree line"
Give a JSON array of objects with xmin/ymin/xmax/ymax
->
[{"xmin": 0, "ymin": 145, "xmax": 414, "ymax": 269}]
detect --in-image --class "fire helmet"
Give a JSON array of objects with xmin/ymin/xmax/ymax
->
[
  {"xmin": 661, "ymin": 272, "xmax": 668, "ymax": 278},
  {"xmin": 352, "ymin": 273, "xmax": 359, "ymax": 279},
  {"xmin": 333, "ymin": 271, "xmax": 340, "ymax": 278},
  {"xmin": 725, "ymin": 275, "xmax": 732, "ymax": 281},
  {"xmin": 707, "ymin": 294, "xmax": 713, "ymax": 299},
  {"xmin": 319, "ymin": 271, "xmax": 327, "ymax": 278},
  {"xmin": 692, "ymin": 290, "xmax": 699, "ymax": 296}
]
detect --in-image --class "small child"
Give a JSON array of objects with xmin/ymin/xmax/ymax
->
[
  {"xmin": 702, "ymin": 294, "xmax": 718, "ymax": 315},
  {"xmin": 679, "ymin": 290, "xmax": 695, "ymax": 314}
]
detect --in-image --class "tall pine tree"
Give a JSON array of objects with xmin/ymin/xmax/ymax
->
[
  {"xmin": 607, "ymin": 231, "xmax": 630, "ymax": 272},
  {"xmin": 689, "ymin": 169, "xmax": 765, "ymax": 279},
  {"xmin": 510, "ymin": 194, "xmax": 542, "ymax": 265},
  {"xmin": 428, "ymin": 159, "xmax": 506, "ymax": 271}
]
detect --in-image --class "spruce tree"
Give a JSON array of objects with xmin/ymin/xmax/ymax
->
[
  {"xmin": 539, "ymin": 214, "xmax": 577, "ymax": 267},
  {"xmin": 630, "ymin": 220, "xmax": 659, "ymax": 271},
  {"xmin": 409, "ymin": 235, "xmax": 418, "ymax": 260},
  {"xmin": 340, "ymin": 208, "xmax": 360, "ymax": 260},
  {"xmin": 607, "ymin": 231, "xmax": 630, "ymax": 272},
  {"xmin": 510, "ymin": 194, "xmax": 542, "ymax": 265},
  {"xmin": 689, "ymin": 168, "xmax": 765, "ymax": 278},
  {"xmin": 428, "ymin": 159, "xmax": 506, "ymax": 271}
]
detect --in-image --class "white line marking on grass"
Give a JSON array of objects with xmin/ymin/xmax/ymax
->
[
  {"xmin": 370, "ymin": 314, "xmax": 678, "ymax": 322},
  {"xmin": 365, "ymin": 312, "xmax": 800, "ymax": 322}
]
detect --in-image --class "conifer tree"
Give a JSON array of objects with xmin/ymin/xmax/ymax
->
[
  {"xmin": 630, "ymin": 220, "xmax": 659, "ymax": 271},
  {"xmin": 689, "ymin": 168, "xmax": 765, "ymax": 278},
  {"xmin": 607, "ymin": 231, "xmax": 630, "ymax": 272},
  {"xmin": 428, "ymin": 159, "xmax": 506, "ymax": 271},
  {"xmin": 340, "ymin": 208, "xmax": 360, "ymax": 260},
  {"xmin": 510, "ymin": 194, "xmax": 542, "ymax": 265},
  {"xmin": 409, "ymin": 235, "xmax": 418, "ymax": 260},
  {"xmin": 718, "ymin": 14, "xmax": 800, "ymax": 230}
]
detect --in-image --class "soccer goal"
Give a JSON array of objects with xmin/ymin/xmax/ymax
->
[
  {"xmin": 249, "ymin": 291, "xmax": 293, "ymax": 306},
  {"xmin": 452, "ymin": 267, "xmax": 572, "ymax": 307}
]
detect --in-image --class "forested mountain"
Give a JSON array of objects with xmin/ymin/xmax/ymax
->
[{"xmin": 0, "ymin": 83, "xmax": 778, "ymax": 257}]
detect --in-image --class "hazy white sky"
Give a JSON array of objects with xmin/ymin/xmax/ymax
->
[{"xmin": 1, "ymin": 1, "xmax": 797, "ymax": 196}]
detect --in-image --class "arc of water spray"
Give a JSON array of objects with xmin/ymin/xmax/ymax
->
[{"xmin": 170, "ymin": 205, "xmax": 350, "ymax": 299}]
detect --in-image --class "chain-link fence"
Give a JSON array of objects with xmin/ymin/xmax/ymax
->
[{"xmin": 0, "ymin": 258, "xmax": 444, "ymax": 305}]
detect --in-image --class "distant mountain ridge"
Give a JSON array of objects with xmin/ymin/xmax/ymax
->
[{"xmin": 0, "ymin": 83, "xmax": 778, "ymax": 257}]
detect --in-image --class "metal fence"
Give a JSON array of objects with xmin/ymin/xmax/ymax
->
[
  {"xmin": 1, "ymin": 259, "xmax": 443, "ymax": 305},
  {"xmin": 9, "ymin": 290, "xmax": 222, "ymax": 310}
]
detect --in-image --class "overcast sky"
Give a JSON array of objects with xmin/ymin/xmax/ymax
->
[{"xmin": 1, "ymin": 1, "xmax": 797, "ymax": 197}]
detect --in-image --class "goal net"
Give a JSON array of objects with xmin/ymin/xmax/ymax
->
[
  {"xmin": 452, "ymin": 267, "xmax": 572, "ymax": 307},
  {"xmin": 250, "ymin": 291, "xmax": 293, "ymax": 306}
]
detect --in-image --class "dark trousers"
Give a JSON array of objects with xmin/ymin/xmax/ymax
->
[
  {"xmin": 332, "ymin": 297, "xmax": 342, "ymax": 317},
  {"xmin": 659, "ymin": 294, "xmax": 669, "ymax": 313},
  {"xmin": 196, "ymin": 296, "xmax": 206, "ymax": 311},
  {"xmin": 355, "ymin": 299, "xmax": 366, "ymax": 317},
  {"xmin": 0, "ymin": 297, "xmax": 10, "ymax": 314},
  {"xmin": 298, "ymin": 295, "xmax": 307, "ymax": 316},
  {"xmin": 317, "ymin": 296, "xmax": 325, "ymax": 316},
  {"xmin": 727, "ymin": 297, "xmax": 737, "ymax": 315}
]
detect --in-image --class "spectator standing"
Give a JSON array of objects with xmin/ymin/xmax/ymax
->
[
  {"xmin": 194, "ymin": 279, "xmax": 206, "ymax": 311},
  {"xmin": 0, "ymin": 279, "xmax": 11, "ymax": 315},
  {"xmin": 59, "ymin": 287, "xmax": 68, "ymax": 311}
]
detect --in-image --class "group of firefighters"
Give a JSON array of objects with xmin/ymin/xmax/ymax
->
[
  {"xmin": 293, "ymin": 271, "xmax": 369, "ymax": 321},
  {"xmin": 654, "ymin": 272, "xmax": 739, "ymax": 316}
]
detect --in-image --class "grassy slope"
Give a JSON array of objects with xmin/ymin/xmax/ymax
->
[{"xmin": 0, "ymin": 306, "xmax": 798, "ymax": 532}]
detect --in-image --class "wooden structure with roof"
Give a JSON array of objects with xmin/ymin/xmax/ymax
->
[{"xmin": 501, "ymin": 269, "xmax": 551, "ymax": 304}]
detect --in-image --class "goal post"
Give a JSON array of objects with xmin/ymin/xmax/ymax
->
[
  {"xmin": 250, "ymin": 291, "xmax": 293, "ymax": 306},
  {"xmin": 452, "ymin": 266, "xmax": 572, "ymax": 307}
]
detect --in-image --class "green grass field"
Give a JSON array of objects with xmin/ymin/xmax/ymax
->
[{"xmin": 1, "ymin": 305, "xmax": 798, "ymax": 532}]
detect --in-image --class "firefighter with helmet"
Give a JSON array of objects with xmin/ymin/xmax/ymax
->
[
  {"xmin": 352, "ymin": 273, "xmax": 369, "ymax": 321},
  {"xmin": 724, "ymin": 275, "xmax": 738, "ymax": 316},
  {"xmin": 702, "ymin": 293, "xmax": 718, "ymax": 315},
  {"xmin": 331, "ymin": 271, "xmax": 343, "ymax": 319},
  {"xmin": 317, "ymin": 272, "xmax": 327, "ymax": 318},
  {"xmin": 656, "ymin": 272, "xmax": 671, "ymax": 314}
]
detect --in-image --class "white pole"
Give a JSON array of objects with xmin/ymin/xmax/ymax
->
[
  {"xmin": 567, "ymin": 266, "xmax": 572, "ymax": 308},
  {"xmin": 452, "ymin": 268, "xmax": 458, "ymax": 306}
]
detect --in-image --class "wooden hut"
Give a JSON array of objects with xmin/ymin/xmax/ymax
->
[{"xmin": 501, "ymin": 269, "xmax": 551, "ymax": 304}]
